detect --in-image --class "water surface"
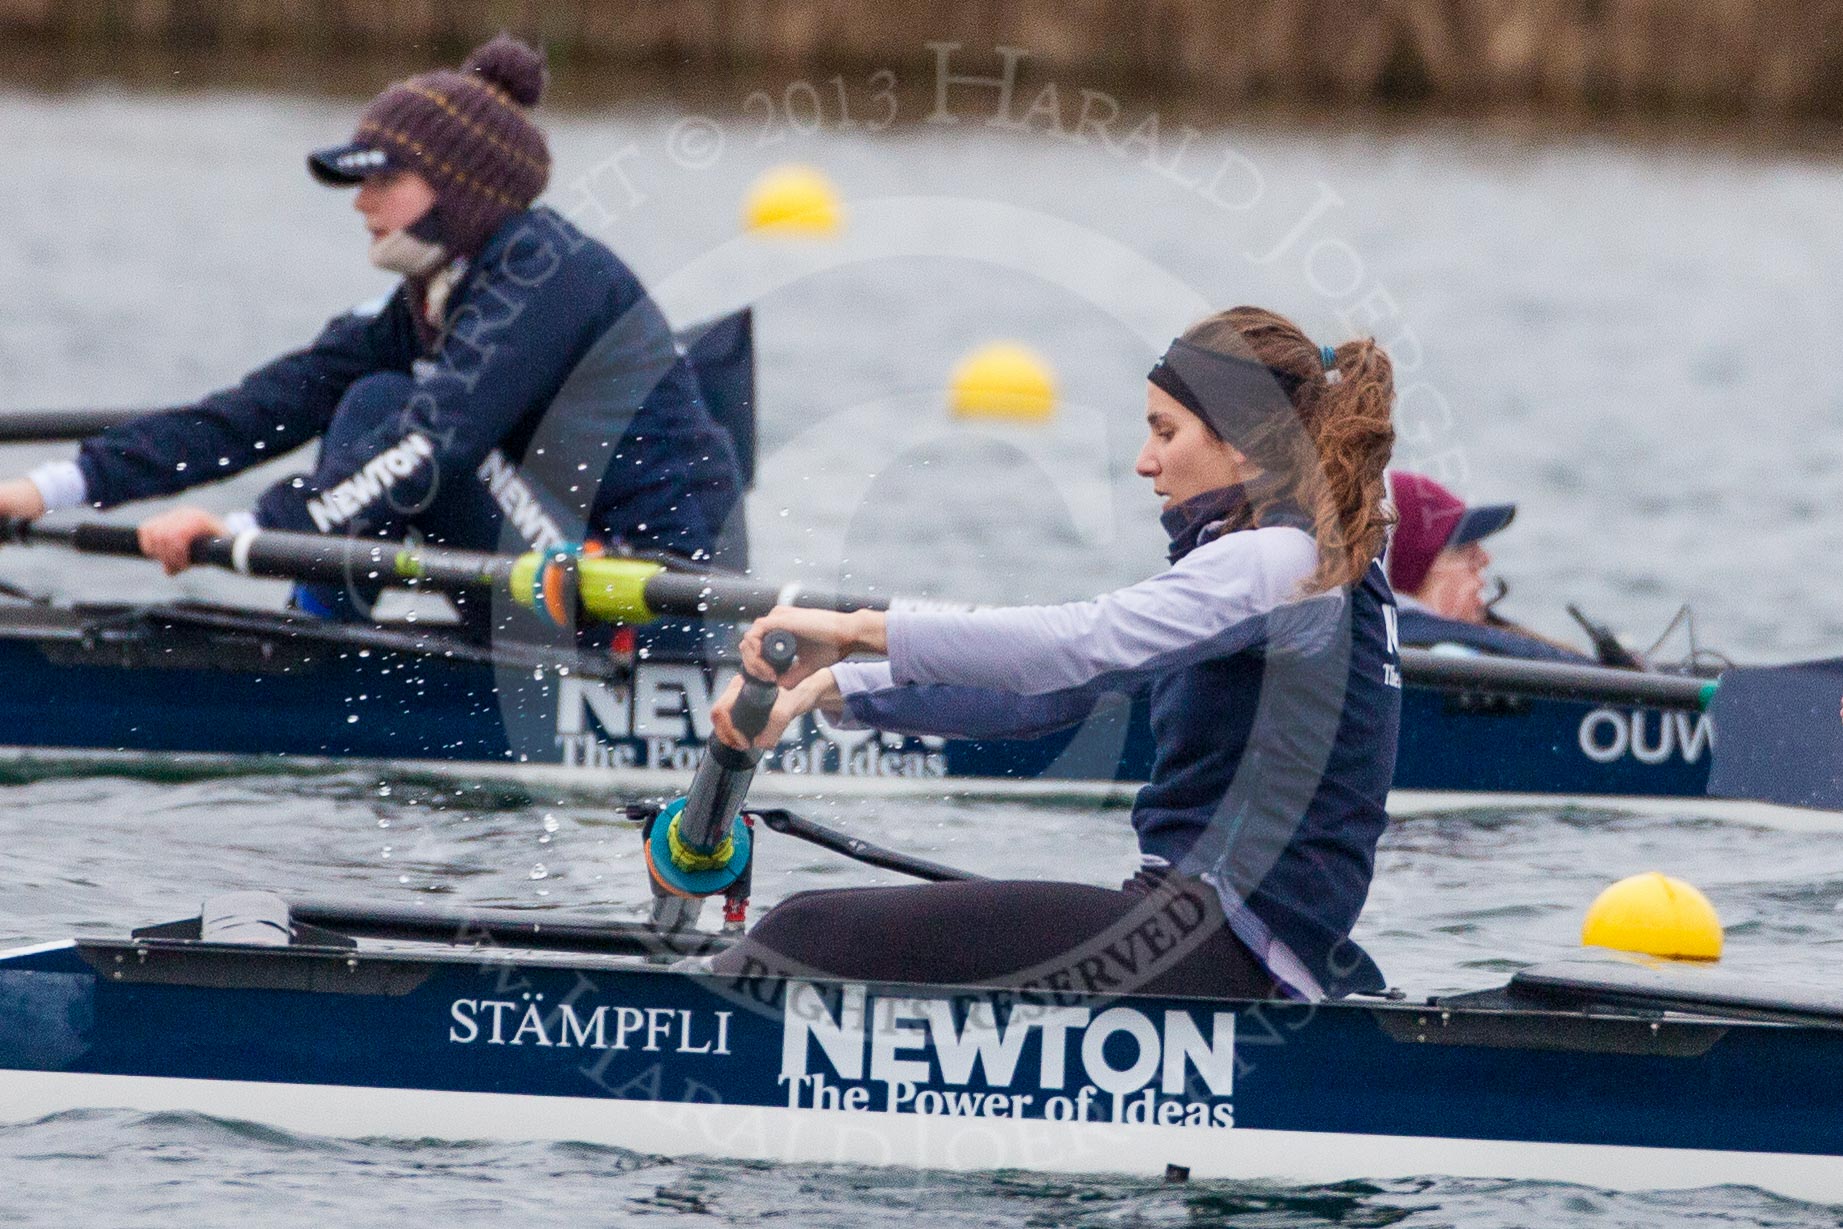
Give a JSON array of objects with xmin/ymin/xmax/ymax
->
[{"xmin": 0, "ymin": 82, "xmax": 1840, "ymax": 1225}]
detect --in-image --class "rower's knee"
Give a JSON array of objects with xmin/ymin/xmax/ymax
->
[
  {"xmin": 730, "ymin": 888, "xmax": 871, "ymax": 968},
  {"xmin": 747, "ymin": 889, "xmax": 838, "ymax": 946}
]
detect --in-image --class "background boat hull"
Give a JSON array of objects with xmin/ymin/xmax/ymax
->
[{"xmin": 0, "ymin": 609, "xmax": 1716, "ymax": 802}]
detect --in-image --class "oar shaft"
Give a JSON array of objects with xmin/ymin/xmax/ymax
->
[
  {"xmin": 1400, "ymin": 648, "xmax": 1713, "ymax": 711},
  {"xmin": 0, "ymin": 408, "xmax": 147, "ymax": 444},
  {"xmin": 3, "ymin": 518, "xmax": 919, "ymax": 624},
  {"xmin": 8, "ymin": 519, "xmax": 516, "ymax": 591},
  {"xmin": 0, "ymin": 518, "xmax": 1733, "ymax": 715},
  {"xmin": 191, "ymin": 529, "xmax": 512, "ymax": 592},
  {"xmin": 633, "ymin": 570, "xmax": 893, "ymax": 622}
]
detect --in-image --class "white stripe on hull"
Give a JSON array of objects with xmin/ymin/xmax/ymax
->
[
  {"xmin": 0, "ymin": 746, "xmax": 1833, "ymax": 831},
  {"xmin": 0, "ymin": 1068, "xmax": 1838, "ymax": 1203}
]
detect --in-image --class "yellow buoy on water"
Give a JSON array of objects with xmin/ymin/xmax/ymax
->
[
  {"xmin": 949, "ymin": 342, "xmax": 1058, "ymax": 422},
  {"xmin": 742, "ymin": 164, "xmax": 843, "ymax": 235},
  {"xmin": 1581, "ymin": 871, "xmax": 1723, "ymax": 960}
]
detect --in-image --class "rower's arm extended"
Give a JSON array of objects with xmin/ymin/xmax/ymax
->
[
  {"xmin": 65, "ymin": 292, "xmax": 416, "ymax": 509},
  {"xmin": 817, "ymin": 526, "xmax": 1331, "ymax": 743},
  {"xmin": 828, "ymin": 661, "xmax": 1130, "ymax": 740},
  {"xmin": 887, "ymin": 526, "xmax": 1327, "ymax": 693},
  {"xmin": 253, "ymin": 229, "xmax": 621, "ymax": 534}
]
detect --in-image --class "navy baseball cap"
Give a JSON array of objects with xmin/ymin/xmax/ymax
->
[
  {"xmin": 307, "ymin": 141, "xmax": 398, "ymax": 186},
  {"xmin": 1450, "ymin": 500, "xmax": 1516, "ymax": 547}
]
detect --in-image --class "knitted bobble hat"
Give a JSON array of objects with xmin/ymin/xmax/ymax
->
[{"xmin": 309, "ymin": 34, "xmax": 551, "ymax": 257}]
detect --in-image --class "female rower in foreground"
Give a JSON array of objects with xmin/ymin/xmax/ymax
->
[{"xmin": 709, "ymin": 307, "xmax": 1401, "ymax": 1001}]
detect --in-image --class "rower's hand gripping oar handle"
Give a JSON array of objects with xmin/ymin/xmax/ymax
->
[
  {"xmin": 2, "ymin": 520, "xmax": 253, "ymax": 576},
  {"xmin": 645, "ymin": 630, "xmax": 798, "ymax": 929},
  {"xmin": 720, "ymin": 629, "xmax": 799, "ymax": 762},
  {"xmin": 0, "ymin": 518, "xmax": 271, "ymax": 571}
]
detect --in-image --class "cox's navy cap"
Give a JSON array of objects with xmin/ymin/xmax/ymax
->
[
  {"xmin": 308, "ymin": 141, "xmax": 397, "ymax": 186},
  {"xmin": 1450, "ymin": 502, "xmax": 1516, "ymax": 547}
]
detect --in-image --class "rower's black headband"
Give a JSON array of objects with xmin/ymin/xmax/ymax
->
[{"xmin": 1147, "ymin": 338, "xmax": 1304, "ymax": 447}]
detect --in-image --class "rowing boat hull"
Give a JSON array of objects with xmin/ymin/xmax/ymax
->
[
  {"xmin": 0, "ymin": 602, "xmax": 1719, "ymax": 805},
  {"xmin": 1, "ymin": 938, "xmax": 1840, "ymax": 1200}
]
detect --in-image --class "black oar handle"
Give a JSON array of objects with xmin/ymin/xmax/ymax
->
[
  {"xmin": 3, "ymin": 519, "xmax": 147, "ymax": 558},
  {"xmin": 726, "ymin": 630, "xmax": 799, "ymax": 744},
  {"xmin": 673, "ymin": 630, "xmax": 800, "ymax": 859},
  {"xmin": 73, "ymin": 524, "xmax": 146, "ymax": 556}
]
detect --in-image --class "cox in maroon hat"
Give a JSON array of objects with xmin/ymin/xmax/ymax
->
[{"xmin": 1385, "ymin": 471, "xmax": 1516, "ymax": 602}]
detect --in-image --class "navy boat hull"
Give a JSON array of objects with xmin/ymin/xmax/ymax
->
[
  {"xmin": 0, "ymin": 936, "xmax": 1838, "ymax": 1199},
  {"xmin": 0, "ymin": 601, "xmax": 1718, "ymax": 806}
]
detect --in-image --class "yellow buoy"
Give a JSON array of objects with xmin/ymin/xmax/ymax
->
[
  {"xmin": 1581, "ymin": 872, "xmax": 1723, "ymax": 961},
  {"xmin": 949, "ymin": 342, "xmax": 1058, "ymax": 422},
  {"xmin": 742, "ymin": 164, "xmax": 843, "ymax": 235}
]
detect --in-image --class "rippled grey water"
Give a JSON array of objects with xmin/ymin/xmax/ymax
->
[
  {"xmin": 13, "ymin": 1108, "xmax": 1827, "ymax": 1229},
  {"xmin": 1, "ymin": 81, "xmax": 1842, "ymax": 1225}
]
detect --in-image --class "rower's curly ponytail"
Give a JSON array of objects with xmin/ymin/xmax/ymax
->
[{"xmin": 1179, "ymin": 307, "xmax": 1396, "ymax": 594}]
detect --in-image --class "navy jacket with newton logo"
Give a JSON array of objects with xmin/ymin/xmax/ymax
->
[{"xmin": 76, "ymin": 207, "xmax": 744, "ymax": 565}]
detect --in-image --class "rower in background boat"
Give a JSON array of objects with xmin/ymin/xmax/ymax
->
[
  {"xmin": 0, "ymin": 35, "xmax": 745, "ymax": 637},
  {"xmin": 1385, "ymin": 470, "xmax": 1607, "ymax": 665},
  {"xmin": 708, "ymin": 307, "xmax": 1401, "ymax": 1002}
]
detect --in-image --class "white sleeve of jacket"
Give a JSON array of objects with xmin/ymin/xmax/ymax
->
[
  {"xmin": 884, "ymin": 525, "xmax": 1324, "ymax": 695},
  {"xmin": 27, "ymin": 460, "xmax": 88, "ymax": 512}
]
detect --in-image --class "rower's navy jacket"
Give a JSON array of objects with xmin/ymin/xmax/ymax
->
[
  {"xmin": 74, "ymin": 207, "xmax": 743, "ymax": 563},
  {"xmin": 829, "ymin": 489, "xmax": 1402, "ymax": 999},
  {"xmin": 1397, "ymin": 603, "xmax": 1590, "ymax": 663}
]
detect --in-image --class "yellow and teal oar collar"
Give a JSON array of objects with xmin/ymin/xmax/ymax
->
[{"xmin": 507, "ymin": 551, "xmax": 665, "ymax": 626}]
